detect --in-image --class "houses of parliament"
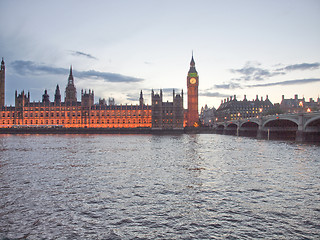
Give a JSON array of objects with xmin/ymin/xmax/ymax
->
[{"xmin": 0, "ymin": 56, "xmax": 199, "ymax": 130}]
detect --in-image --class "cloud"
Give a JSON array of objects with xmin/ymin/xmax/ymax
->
[
  {"xmin": 230, "ymin": 61, "xmax": 285, "ymax": 81},
  {"xmin": 246, "ymin": 78, "xmax": 320, "ymax": 88},
  {"xmin": 126, "ymin": 92, "xmax": 145, "ymax": 102},
  {"xmin": 11, "ymin": 60, "xmax": 143, "ymax": 83},
  {"xmin": 277, "ymin": 62, "xmax": 320, "ymax": 71},
  {"xmin": 212, "ymin": 77, "xmax": 320, "ymax": 90},
  {"xmin": 199, "ymin": 91, "xmax": 230, "ymax": 98},
  {"xmin": 70, "ymin": 50, "xmax": 98, "ymax": 60},
  {"xmin": 230, "ymin": 61, "xmax": 320, "ymax": 83},
  {"xmin": 76, "ymin": 70, "xmax": 143, "ymax": 83},
  {"xmin": 214, "ymin": 83, "xmax": 242, "ymax": 89},
  {"xmin": 12, "ymin": 60, "xmax": 67, "ymax": 76}
]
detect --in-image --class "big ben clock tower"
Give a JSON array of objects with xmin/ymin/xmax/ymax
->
[{"xmin": 187, "ymin": 54, "xmax": 199, "ymax": 127}]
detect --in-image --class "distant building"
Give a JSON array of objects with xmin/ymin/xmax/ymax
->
[
  {"xmin": 216, "ymin": 95, "xmax": 273, "ymax": 121},
  {"xmin": 280, "ymin": 94, "xmax": 320, "ymax": 113},
  {"xmin": 200, "ymin": 105, "xmax": 216, "ymax": 126}
]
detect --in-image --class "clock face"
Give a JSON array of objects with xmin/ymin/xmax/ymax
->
[{"xmin": 190, "ymin": 77, "xmax": 196, "ymax": 84}]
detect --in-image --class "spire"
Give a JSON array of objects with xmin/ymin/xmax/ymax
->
[
  {"xmin": 1, "ymin": 57, "xmax": 4, "ymax": 70},
  {"xmin": 139, "ymin": 90, "xmax": 144, "ymax": 106},
  {"xmin": 55, "ymin": 84, "xmax": 60, "ymax": 95},
  {"xmin": 65, "ymin": 66, "xmax": 77, "ymax": 104},
  {"xmin": 68, "ymin": 65, "xmax": 74, "ymax": 85},
  {"xmin": 42, "ymin": 89, "xmax": 50, "ymax": 103},
  {"xmin": 190, "ymin": 51, "xmax": 195, "ymax": 67},
  {"xmin": 188, "ymin": 53, "xmax": 197, "ymax": 74}
]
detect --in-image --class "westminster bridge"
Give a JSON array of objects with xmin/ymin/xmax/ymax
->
[{"xmin": 213, "ymin": 111, "xmax": 320, "ymax": 142}]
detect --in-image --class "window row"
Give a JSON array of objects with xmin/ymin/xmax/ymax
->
[
  {"xmin": 2, "ymin": 111, "xmax": 151, "ymax": 118},
  {"xmin": 1, "ymin": 119, "xmax": 152, "ymax": 125}
]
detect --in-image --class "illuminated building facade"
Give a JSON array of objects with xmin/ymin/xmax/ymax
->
[
  {"xmin": 1, "ymin": 65, "xmax": 152, "ymax": 129},
  {"xmin": 0, "ymin": 59, "xmax": 188, "ymax": 130},
  {"xmin": 216, "ymin": 95, "xmax": 273, "ymax": 121}
]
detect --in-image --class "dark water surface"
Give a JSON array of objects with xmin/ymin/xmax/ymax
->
[{"xmin": 0, "ymin": 134, "xmax": 319, "ymax": 239}]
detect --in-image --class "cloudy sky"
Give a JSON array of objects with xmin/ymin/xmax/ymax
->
[{"xmin": 1, "ymin": 0, "xmax": 319, "ymax": 109}]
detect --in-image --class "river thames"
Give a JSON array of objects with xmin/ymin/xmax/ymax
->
[{"xmin": 0, "ymin": 134, "xmax": 319, "ymax": 239}]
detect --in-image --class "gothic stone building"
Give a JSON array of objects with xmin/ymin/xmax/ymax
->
[
  {"xmin": 151, "ymin": 89, "xmax": 184, "ymax": 130},
  {"xmin": 1, "ymin": 65, "xmax": 153, "ymax": 129},
  {"xmin": 0, "ymin": 59, "xmax": 185, "ymax": 130}
]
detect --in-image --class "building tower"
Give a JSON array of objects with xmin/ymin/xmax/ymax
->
[
  {"xmin": 65, "ymin": 66, "xmax": 77, "ymax": 105},
  {"xmin": 42, "ymin": 89, "xmax": 50, "ymax": 104},
  {"xmin": 54, "ymin": 84, "xmax": 61, "ymax": 104},
  {"xmin": 151, "ymin": 89, "xmax": 163, "ymax": 129},
  {"xmin": 81, "ymin": 89, "xmax": 94, "ymax": 107},
  {"xmin": 15, "ymin": 90, "xmax": 30, "ymax": 108},
  {"xmin": 0, "ymin": 58, "xmax": 5, "ymax": 107},
  {"xmin": 187, "ymin": 54, "xmax": 199, "ymax": 127},
  {"xmin": 139, "ymin": 90, "xmax": 144, "ymax": 106}
]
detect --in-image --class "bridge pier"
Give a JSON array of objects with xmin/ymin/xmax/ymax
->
[
  {"xmin": 295, "ymin": 114, "xmax": 306, "ymax": 142},
  {"xmin": 296, "ymin": 130, "xmax": 305, "ymax": 142},
  {"xmin": 257, "ymin": 129, "xmax": 263, "ymax": 139},
  {"xmin": 257, "ymin": 118, "xmax": 265, "ymax": 139},
  {"xmin": 257, "ymin": 129, "xmax": 268, "ymax": 140}
]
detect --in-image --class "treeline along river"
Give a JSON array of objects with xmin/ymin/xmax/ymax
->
[{"xmin": 0, "ymin": 134, "xmax": 319, "ymax": 239}]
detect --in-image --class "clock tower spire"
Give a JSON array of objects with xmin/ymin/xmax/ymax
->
[{"xmin": 187, "ymin": 54, "xmax": 199, "ymax": 127}]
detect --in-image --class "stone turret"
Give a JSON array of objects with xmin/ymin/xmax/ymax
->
[
  {"xmin": 15, "ymin": 90, "xmax": 30, "ymax": 108},
  {"xmin": 139, "ymin": 90, "xmax": 144, "ymax": 106},
  {"xmin": 0, "ymin": 58, "xmax": 5, "ymax": 107},
  {"xmin": 42, "ymin": 89, "xmax": 50, "ymax": 104},
  {"xmin": 65, "ymin": 66, "xmax": 77, "ymax": 105},
  {"xmin": 81, "ymin": 89, "xmax": 94, "ymax": 107},
  {"xmin": 54, "ymin": 84, "xmax": 61, "ymax": 104}
]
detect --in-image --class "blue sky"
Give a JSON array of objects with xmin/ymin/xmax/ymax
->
[{"xmin": 1, "ymin": 0, "xmax": 319, "ymax": 109}]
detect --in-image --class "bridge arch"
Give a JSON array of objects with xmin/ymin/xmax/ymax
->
[
  {"xmin": 263, "ymin": 118, "xmax": 298, "ymax": 140},
  {"xmin": 239, "ymin": 121, "xmax": 259, "ymax": 137},
  {"xmin": 304, "ymin": 116, "xmax": 320, "ymax": 129},
  {"xmin": 263, "ymin": 118, "xmax": 298, "ymax": 128},
  {"xmin": 240, "ymin": 121, "xmax": 259, "ymax": 128},
  {"xmin": 216, "ymin": 124, "xmax": 225, "ymax": 130},
  {"xmin": 226, "ymin": 123, "xmax": 238, "ymax": 129}
]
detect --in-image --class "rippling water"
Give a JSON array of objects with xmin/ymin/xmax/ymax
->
[{"xmin": 0, "ymin": 134, "xmax": 319, "ymax": 239}]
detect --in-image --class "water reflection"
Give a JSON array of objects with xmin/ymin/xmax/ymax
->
[{"xmin": 0, "ymin": 134, "xmax": 319, "ymax": 239}]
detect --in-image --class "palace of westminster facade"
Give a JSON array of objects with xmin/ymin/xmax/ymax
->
[{"xmin": 0, "ymin": 56, "xmax": 199, "ymax": 130}]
